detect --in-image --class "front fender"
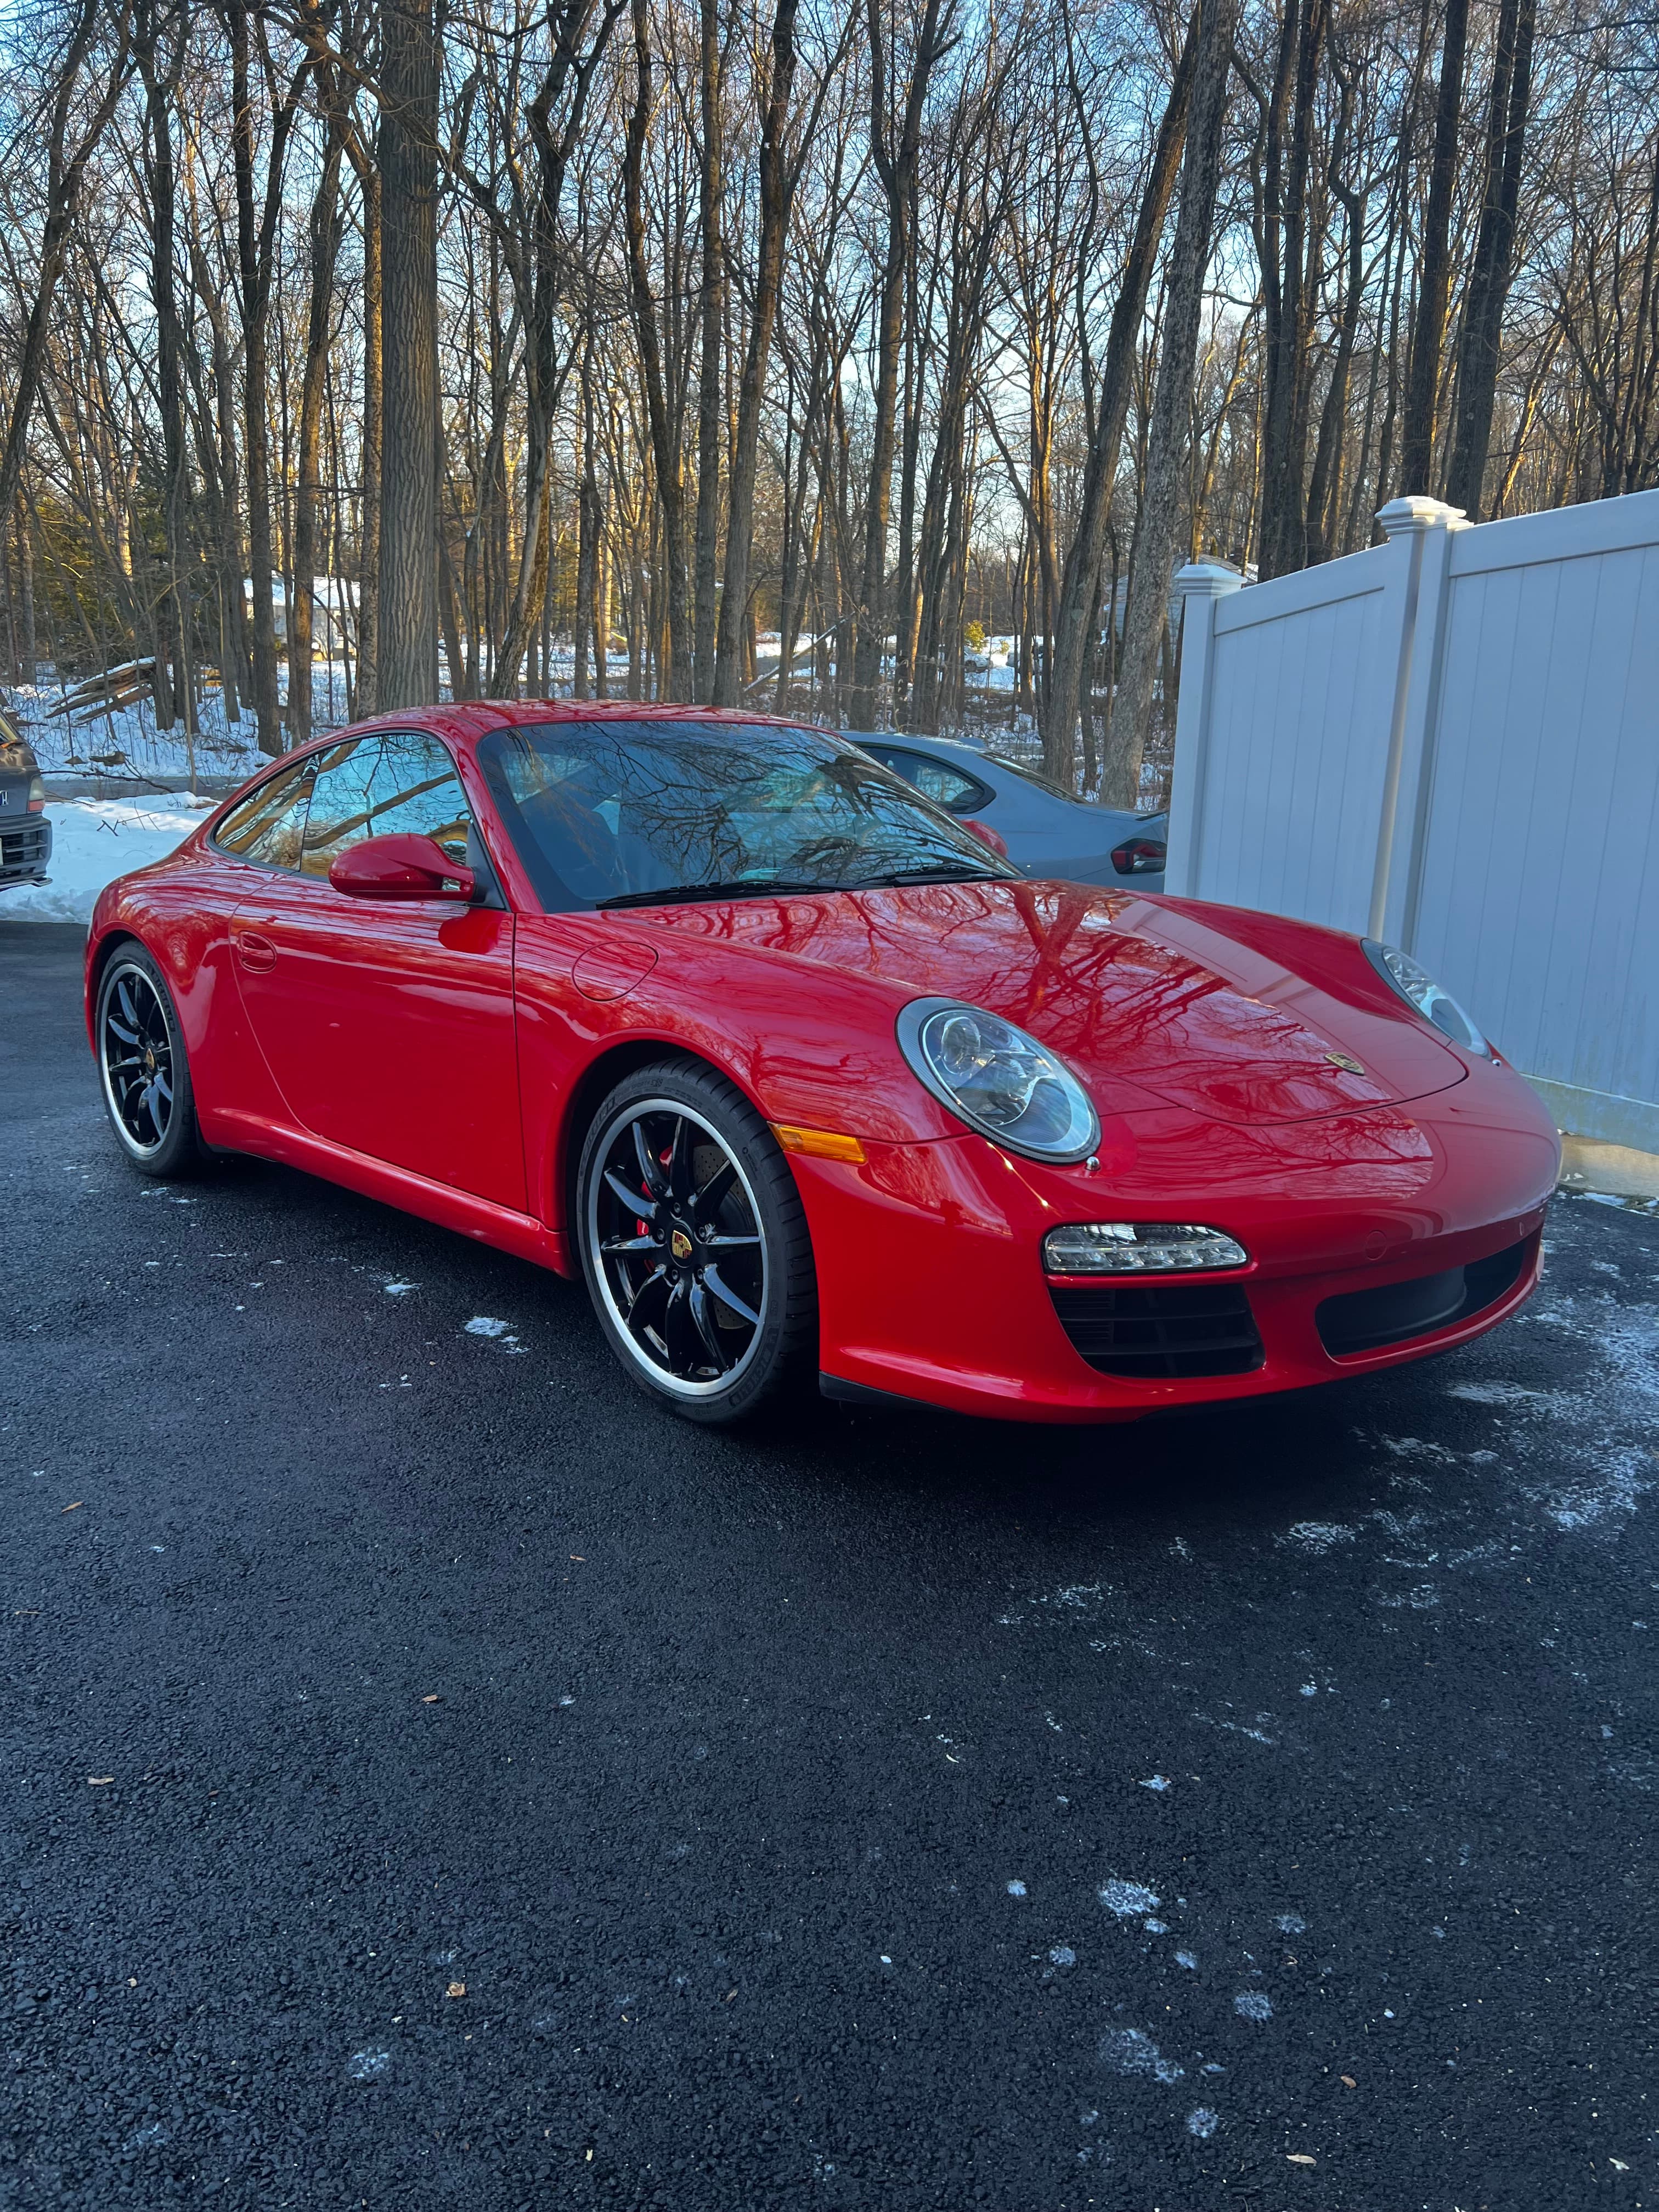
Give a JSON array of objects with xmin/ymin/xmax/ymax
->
[{"xmin": 512, "ymin": 913, "xmax": 961, "ymax": 1237}]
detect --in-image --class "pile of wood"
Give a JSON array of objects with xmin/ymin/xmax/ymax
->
[{"xmin": 46, "ymin": 661, "xmax": 158, "ymax": 723}]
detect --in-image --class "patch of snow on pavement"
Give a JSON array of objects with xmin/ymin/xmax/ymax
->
[
  {"xmin": 1098, "ymin": 1879, "xmax": 1161, "ymax": 1917},
  {"xmin": 1279, "ymin": 1522, "xmax": 1357, "ymax": 1554},
  {"xmin": 1098, "ymin": 2027, "xmax": 1184, "ymax": 2084}
]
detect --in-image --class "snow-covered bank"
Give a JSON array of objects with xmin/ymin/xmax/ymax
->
[{"xmin": 2, "ymin": 794, "xmax": 215, "ymax": 924}]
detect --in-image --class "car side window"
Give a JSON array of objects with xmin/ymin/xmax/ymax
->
[
  {"xmin": 877, "ymin": 747, "xmax": 991, "ymax": 814},
  {"xmin": 300, "ymin": 732, "xmax": 471, "ymax": 878},
  {"xmin": 212, "ymin": 760, "xmax": 314, "ymax": 871}
]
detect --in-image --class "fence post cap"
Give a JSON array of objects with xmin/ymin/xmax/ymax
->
[
  {"xmin": 1375, "ymin": 495, "xmax": 1466, "ymax": 538},
  {"xmin": 1173, "ymin": 560, "xmax": 1243, "ymax": 598}
]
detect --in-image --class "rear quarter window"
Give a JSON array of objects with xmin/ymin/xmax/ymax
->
[{"xmin": 212, "ymin": 760, "xmax": 313, "ymax": 870}]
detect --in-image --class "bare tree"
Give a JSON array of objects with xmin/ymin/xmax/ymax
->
[
  {"xmin": 1446, "ymin": 0, "xmax": 1538, "ymax": 516},
  {"xmin": 1400, "ymin": 0, "xmax": 1469, "ymax": 493},
  {"xmin": 847, "ymin": 0, "xmax": 953, "ymax": 729},
  {"xmin": 1105, "ymin": 0, "xmax": 1242, "ymax": 808}
]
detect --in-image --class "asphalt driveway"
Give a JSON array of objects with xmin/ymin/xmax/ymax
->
[{"xmin": 3, "ymin": 918, "xmax": 1656, "ymax": 2209}]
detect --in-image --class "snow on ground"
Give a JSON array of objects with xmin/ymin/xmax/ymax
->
[
  {"xmin": 5, "ymin": 793, "xmax": 215, "ymax": 924},
  {"xmin": 9, "ymin": 677, "xmax": 305, "ymax": 790}
]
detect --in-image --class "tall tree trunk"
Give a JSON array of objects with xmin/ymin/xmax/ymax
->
[
  {"xmin": 713, "ymin": 0, "xmax": 799, "ymax": 707},
  {"xmin": 848, "ymin": 0, "xmax": 949, "ymax": 730},
  {"xmin": 1305, "ymin": 63, "xmax": 1363, "ymax": 564},
  {"xmin": 1444, "ymin": 0, "xmax": 1536, "ymax": 518},
  {"xmin": 353, "ymin": 162, "xmax": 382, "ymax": 714},
  {"xmin": 1039, "ymin": 5, "xmax": 1199, "ymax": 781},
  {"xmin": 437, "ymin": 420, "xmax": 467, "ymax": 700},
  {"xmin": 376, "ymin": 0, "xmax": 440, "ymax": 710},
  {"xmin": 18, "ymin": 499, "xmax": 36, "ymax": 684},
  {"xmin": 1255, "ymin": 0, "xmax": 1331, "ymax": 578},
  {"xmin": 692, "ymin": 0, "xmax": 725, "ymax": 702},
  {"xmin": 1400, "ymin": 0, "xmax": 1470, "ymax": 493},
  {"xmin": 229, "ymin": 3, "xmax": 305, "ymax": 753},
  {"xmin": 574, "ymin": 351, "xmax": 597, "ymax": 701},
  {"xmin": 1103, "ymin": 0, "xmax": 1240, "ymax": 808},
  {"xmin": 290, "ymin": 127, "xmax": 343, "ymax": 743},
  {"xmin": 199, "ymin": 255, "xmax": 247, "ymax": 719},
  {"xmin": 138, "ymin": 6, "xmax": 195, "ymax": 737},
  {"xmin": 624, "ymin": 0, "xmax": 692, "ymax": 698}
]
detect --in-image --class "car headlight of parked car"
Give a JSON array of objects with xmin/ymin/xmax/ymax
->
[
  {"xmin": 897, "ymin": 997, "xmax": 1099, "ymax": 1163},
  {"xmin": 1362, "ymin": 940, "xmax": 1492, "ymax": 1058}
]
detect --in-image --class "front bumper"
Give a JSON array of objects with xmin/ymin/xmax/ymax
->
[
  {"xmin": 801, "ymin": 1059, "xmax": 1560, "ymax": 1423},
  {"xmin": 0, "ymin": 814, "xmax": 51, "ymax": 885}
]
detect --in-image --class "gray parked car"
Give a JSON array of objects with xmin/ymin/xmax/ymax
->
[
  {"xmin": 848, "ymin": 731, "xmax": 1166, "ymax": 893},
  {"xmin": 0, "ymin": 711, "xmax": 52, "ymax": 891}
]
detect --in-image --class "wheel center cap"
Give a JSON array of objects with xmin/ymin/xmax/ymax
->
[{"xmin": 670, "ymin": 1227, "xmax": 693, "ymax": 1265}]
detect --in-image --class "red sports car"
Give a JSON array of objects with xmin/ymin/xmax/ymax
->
[{"xmin": 84, "ymin": 703, "xmax": 1560, "ymax": 1426}]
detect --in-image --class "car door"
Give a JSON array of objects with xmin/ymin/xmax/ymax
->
[{"xmin": 229, "ymin": 730, "xmax": 526, "ymax": 1211}]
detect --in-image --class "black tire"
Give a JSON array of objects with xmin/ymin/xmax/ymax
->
[
  {"xmin": 577, "ymin": 1057, "xmax": 817, "ymax": 1425},
  {"xmin": 95, "ymin": 944, "xmax": 207, "ymax": 1178}
]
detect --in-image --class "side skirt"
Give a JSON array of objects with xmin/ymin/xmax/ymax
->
[{"xmin": 206, "ymin": 1107, "xmax": 578, "ymax": 1278}]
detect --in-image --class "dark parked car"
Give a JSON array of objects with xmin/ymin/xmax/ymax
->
[
  {"xmin": 847, "ymin": 731, "xmax": 1167, "ymax": 892},
  {"xmin": 0, "ymin": 713, "xmax": 51, "ymax": 890}
]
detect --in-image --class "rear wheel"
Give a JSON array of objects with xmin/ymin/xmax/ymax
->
[
  {"xmin": 577, "ymin": 1059, "xmax": 817, "ymax": 1424},
  {"xmin": 95, "ymin": 946, "xmax": 205, "ymax": 1177}
]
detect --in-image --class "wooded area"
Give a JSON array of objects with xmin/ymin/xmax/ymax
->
[{"xmin": 1, "ymin": 0, "xmax": 1654, "ymax": 802}]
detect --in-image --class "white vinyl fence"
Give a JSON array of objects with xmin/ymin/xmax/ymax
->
[{"xmin": 1165, "ymin": 489, "xmax": 1659, "ymax": 1153}]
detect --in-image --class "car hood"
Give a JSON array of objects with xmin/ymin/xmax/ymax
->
[{"xmin": 641, "ymin": 878, "xmax": 1466, "ymax": 1126}]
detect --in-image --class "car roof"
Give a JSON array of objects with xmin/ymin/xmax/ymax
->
[
  {"xmin": 309, "ymin": 699, "xmax": 834, "ymax": 756},
  {"xmin": 843, "ymin": 729, "xmax": 988, "ymax": 761}
]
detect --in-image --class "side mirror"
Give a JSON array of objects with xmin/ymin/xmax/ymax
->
[
  {"xmin": 961, "ymin": 816, "xmax": 1009, "ymax": 859},
  {"xmin": 328, "ymin": 833, "xmax": 477, "ymax": 901}
]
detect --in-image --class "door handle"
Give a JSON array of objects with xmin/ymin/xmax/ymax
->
[{"xmin": 236, "ymin": 930, "xmax": 276, "ymax": 974}]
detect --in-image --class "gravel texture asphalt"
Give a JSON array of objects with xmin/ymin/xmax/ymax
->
[{"xmin": 4, "ymin": 917, "xmax": 1657, "ymax": 2211}]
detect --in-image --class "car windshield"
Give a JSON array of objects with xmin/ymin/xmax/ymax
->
[{"xmin": 477, "ymin": 719, "xmax": 1019, "ymax": 911}]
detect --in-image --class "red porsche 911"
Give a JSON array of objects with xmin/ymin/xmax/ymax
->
[{"xmin": 84, "ymin": 703, "xmax": 1560, "ymax": 1426}]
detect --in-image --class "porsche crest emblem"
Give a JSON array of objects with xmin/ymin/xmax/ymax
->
[
  {"xmin": 1324, "ymin": 1050, "xmax": 1365, "ymax": 1075},
  {"xmin": 670, "ymin": 1228, "xmax": 693, "ymax": 1263}
]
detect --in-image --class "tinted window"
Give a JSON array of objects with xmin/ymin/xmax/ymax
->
[
  {"xmin": 478, "ymin": 719, "xmax": 1017, "ymax": 911},
  {"xmin": 212, "ymin": 760, "xmax": 313, "ymax": 870},
  {"xmin": 300, "ymin": 732, "xmax": 470, "ymax": 878},
  {"xmin": 885, "ymin": 748, "xmax": 991, "ymax": 812}
]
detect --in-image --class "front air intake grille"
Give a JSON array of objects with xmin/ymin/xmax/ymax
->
[
  {"xmin": 1316, "ymin": 1236, "xmax": 1530, "ymax": 1357},
  {"xmin": 1049, "ymin": 1280, "xmax": 1263, "ymax": 1380},
  {"xmin": 0, "ymin": 820, "xmax": 49, "ymax": 870}
]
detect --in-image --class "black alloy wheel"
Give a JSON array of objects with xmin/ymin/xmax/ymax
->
[
  {"xmin": 578, "ymin": 1059, "xmax": 816, "ymax": 1423},
  {"xmin": 96, "ymin": 947, "xmax": 206, "ymax": 1177}
]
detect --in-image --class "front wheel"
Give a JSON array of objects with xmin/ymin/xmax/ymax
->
[
  {"xmin": 95, "ymin": 945, "xmax": 206, "ymax": 1177},
  {"xmin": 577, "ymin": 1059, "xmax": 817, "ymax": 1424}
]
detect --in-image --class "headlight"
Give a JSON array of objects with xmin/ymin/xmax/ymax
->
[
  {"xmin": 896, "ymin": 997, "xmax": 1099, "ymax": 1162},
  {"xmin": 1363, "ymin": 940, "xmax": 1491, "ymax": 1058}
]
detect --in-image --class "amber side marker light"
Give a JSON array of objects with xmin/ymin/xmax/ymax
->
[{"xmin": 771, "ymin": 1123, "xmax": 867, "ymax": 1164}]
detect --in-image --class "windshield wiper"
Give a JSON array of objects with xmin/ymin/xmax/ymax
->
[
  {"xmin": 850, "ymin": 864, "xmax": 1003, "ymax": 887},
  {"xmin": 595, "ymin": 877, "xmax": 839, "ymax": 909}
]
